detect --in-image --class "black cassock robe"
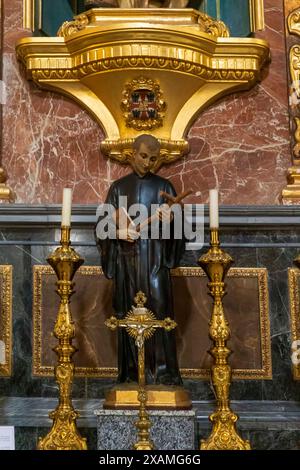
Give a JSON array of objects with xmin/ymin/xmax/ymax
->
[{"xmin": 95, "ymin": 171, "xmax": 184, "ymax": 385}]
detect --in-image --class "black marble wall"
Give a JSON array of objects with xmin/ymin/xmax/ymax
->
[{"xmin": 0, "ymin": 205, "xmax": 300, "ymax": 449}]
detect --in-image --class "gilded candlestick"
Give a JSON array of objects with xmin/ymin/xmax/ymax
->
[
  {"xmin": 105, "ymin": 291, "xmax": 177, "ymax": 450},
  {"xmin": 198, "ymin": 229, "xmax": 250, "ymax": 450},
  {"xmin": 38, "ymin": 226, "xmax": 87, "ymax": 450}
]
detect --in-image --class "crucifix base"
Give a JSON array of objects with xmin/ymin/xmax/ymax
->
[
  {"xmin": 103, "ymin": 383, "xmax": 191, "ymax": 410},
  {"xmin": 95, "ymin": 407, "xmax": 195, "ymax": 450}
]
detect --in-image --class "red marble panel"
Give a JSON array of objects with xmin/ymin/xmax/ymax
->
[
  {"xmin": 3, "ymin": 63, "xmax": 107, "ymax": 203},
  {"xmin": 1, "ymin": 1, "xmax": 292, "ymax": 204},
  {"xmin": 2, "ymin": 0, "xmax": 131, "ymax": 204},
  {"xmin": 3, "ymin": 0, "xmax": 31, "ymax": 53}
]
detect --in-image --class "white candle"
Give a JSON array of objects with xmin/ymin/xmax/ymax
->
[
  {"xmin": 61, "ymin": 188, "xmax": 72, "ymax": 227},
  {"xmin": 209, "ymin": 189, "xmax": 219, "ymax": 229}
]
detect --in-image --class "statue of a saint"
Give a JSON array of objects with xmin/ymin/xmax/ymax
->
[
  {"xmin": 95, "ymin": 134, "xmax": 184, "ymax": 385},
  {"xmin": 84, "ymin": 0, "xmax": 189, "ymax": 9}
]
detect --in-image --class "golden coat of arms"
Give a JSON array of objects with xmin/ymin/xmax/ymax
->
[{"xmin": 121, "ymin": 77, "xmax": 166, "ymax": 131}]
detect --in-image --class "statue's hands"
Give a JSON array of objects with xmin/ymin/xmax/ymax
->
[
  {"xmin": 117, "ymin": 224, "xmax": 140, "ymax": 243},
  {"xmin": 156, "ymin": 203, "xmax": 174, "ymax": 224}
]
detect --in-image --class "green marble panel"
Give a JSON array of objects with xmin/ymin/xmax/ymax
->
[
  {"xmin": 197, "ymin": 0, "xmax": 251, "ymax": 36},
  {"xmin": 34, "ymin": 0, "xmax": 76, "ymax": 37},
  {"xmin": 220, "ymin": 0, "xmax": 251, "ymax": 37}
]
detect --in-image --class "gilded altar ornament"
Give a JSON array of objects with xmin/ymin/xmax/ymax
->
[
  {"xmin": 291, "ymin": 255, "xmax": 300, "ymax": 379},
  {"xmin": 293, "ymin": 117, "xmax": 300, "ymax": 159},
  {"xmin": 282, "ymin": 6, "xmax": 300, "ymax": 203},
  {"xmin": 105, "ymin": 291, "xmax": 177, "ymax": 450},
  {"xmin": 282, "ymin": 116, "xmax": 300, "ymax": 197},
  {"xmin": 121, "ymin": 77, "xmax": 166, "ymax": 131},
  {"xmin": 16, "ymin": 8, "xmax": 269, "ymax": 166},
  {"xmin": 290, "ymin": 46, "xmax": 300, "ymax": 101},
  {"xmin": 198, "ymin": 229, "xmax": 251, "ymax": 451},
  {"xmin": 288, "ymin": 267, "xmax": 300, "ymax": 380},
  {"xmin": 287, "ymin": 8, "xmax": 300, "ymax": 117},
  {"xmin": 37, "ymin": 226, "xmax": 87, "ymax": 450},
  {"xmin": 249, "ymin": 0, "xmax": 265, "ymax": 32},
  {"xmin": 0, "ymin": 265, "xmax": 13, "ymax": 377},
  {"xmin": 288, "ymin": 7, "xmax": 300, "ymax": 37},
  {"xmin": 57, "ymin": 14, "xmax": 89, "ymax": 38},
  {"xmin": 281, "ymin": 166, "xmax": 300, "ymax": 202}
]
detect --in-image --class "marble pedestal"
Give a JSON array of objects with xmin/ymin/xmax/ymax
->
[{"xmin": 95, "ymin": 409, "xmax": 196, "ymax": 450}]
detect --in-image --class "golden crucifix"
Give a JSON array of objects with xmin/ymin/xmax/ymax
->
[{"xmin": 105, "ymin": 291, "xmax": 177, "ymax": 450}]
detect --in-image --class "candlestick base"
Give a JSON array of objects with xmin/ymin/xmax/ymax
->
[
  {"xmin": 200, "ymin": 409, "xmax": 251, "ymax": 450},
  {"xmin": 37, "ymin": 400, "xmax": 87, "ymax": 450}
]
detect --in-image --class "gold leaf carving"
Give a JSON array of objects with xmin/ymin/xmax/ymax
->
[
  {"xmin": 57, "ymin": 14, "xmax": 89, "ymax": 38},
  {"xmin": 121, "ymin": 77, "xmax": 166, "ymax": 131},
  {"xmin": 290, "ymin": 45, "xmax": 300, "ymax": 100},
  {"xmin": 31, "ymin": 57, "xmax": 256, "ymax": 83},
  {"xmin": 0, "ymin": 266, "xmax": 12, "ymax": 377},
  {"xmin": 293, "ymin": 117, "xmax": 300, "ymax": 159},
  {"xmin": 288, "ymin": 8, "xmax": 300, "ymax": 36},
  {"xmin": 198, "ymin": 12, "xmax": 230, "ymax": 38}
]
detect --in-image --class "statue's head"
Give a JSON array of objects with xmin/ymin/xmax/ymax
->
[{"xmin": 132, "ymin": 134, "xmax": 161, "ymax": 177}]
